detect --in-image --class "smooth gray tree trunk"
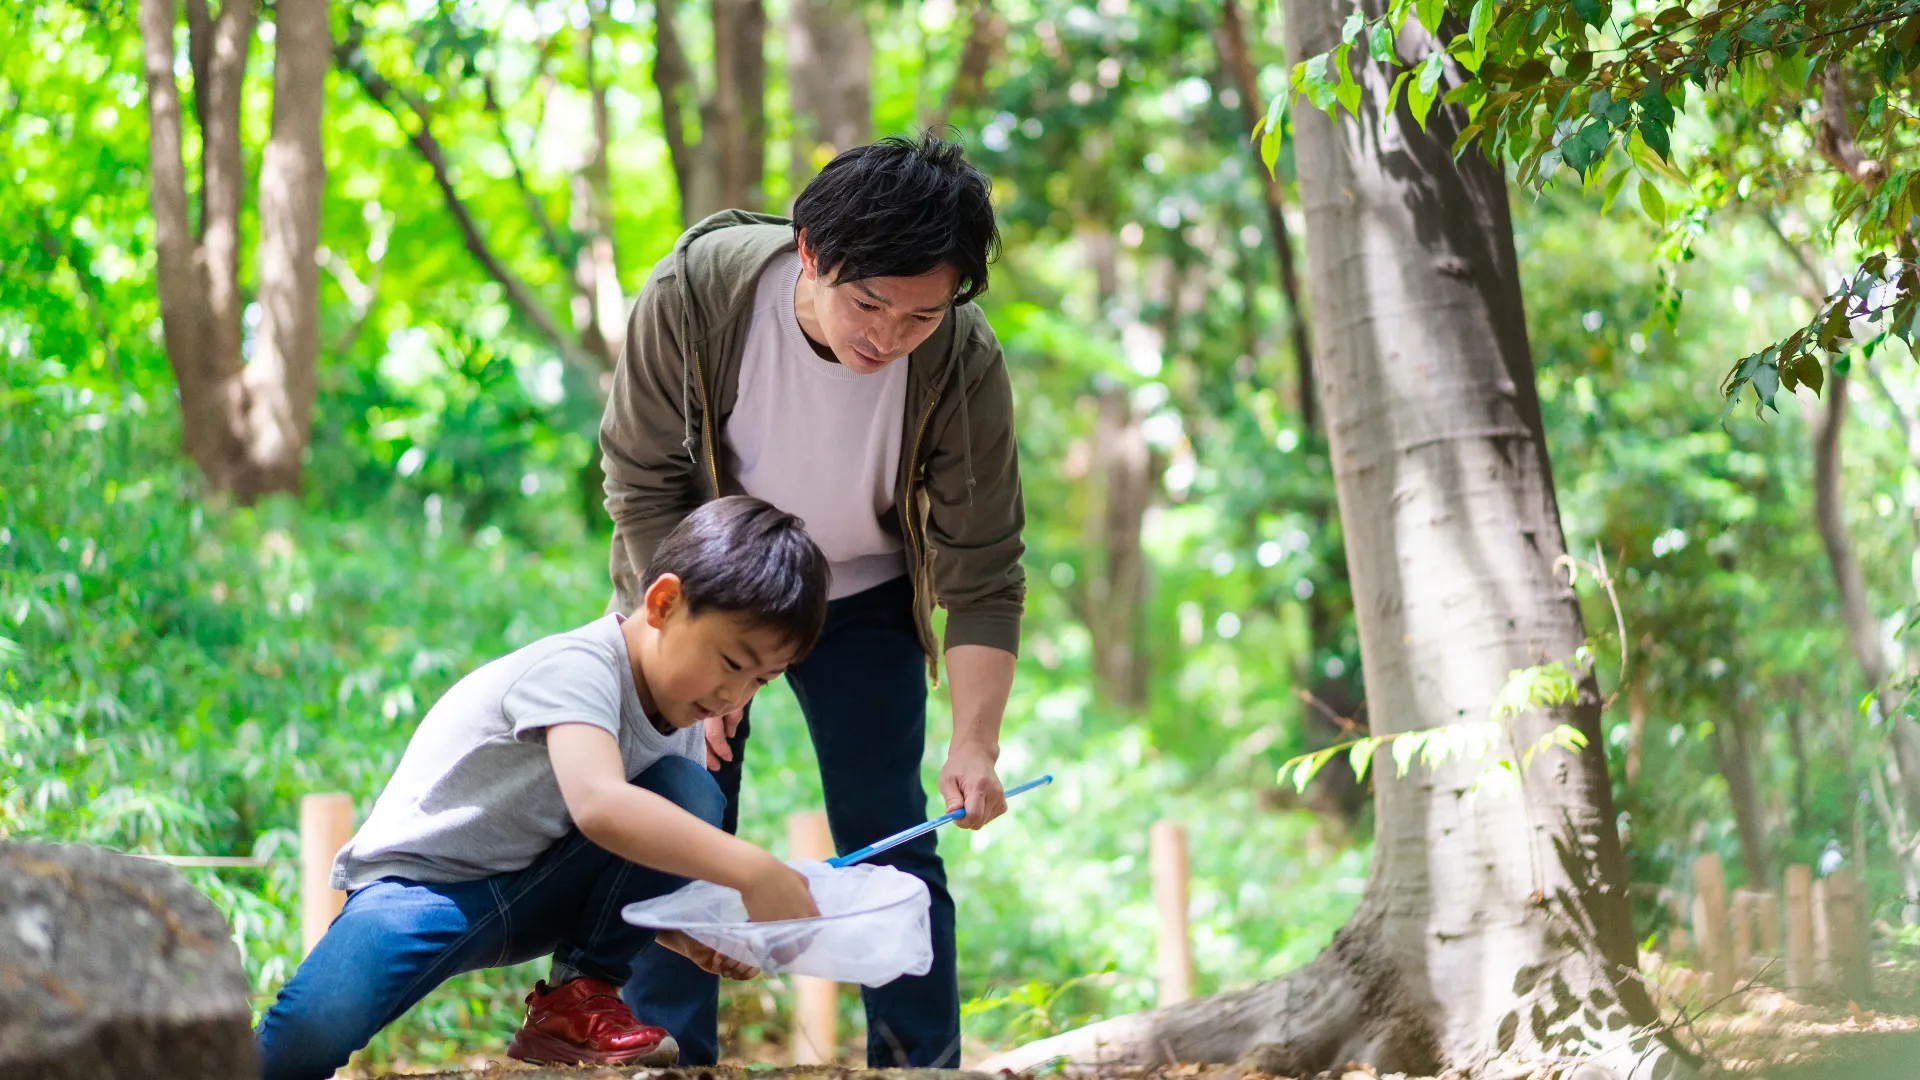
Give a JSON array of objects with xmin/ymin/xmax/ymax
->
[{"xmin": 982, "ymin": 0, "xmax": 1682, "ymax": 1073}]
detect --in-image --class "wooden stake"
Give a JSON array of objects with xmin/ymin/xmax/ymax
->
[
  {"xmin": 300, "ymin": 793, "xmax": 355, "ymax": 957},
  {"xmin": 1785, "ymin": 866, "xmax": 1814, "ymax": 995},
  {"xmin": 1813, "ymin": 876, "xmax": 1832, "ymax": 987},
  {"xmin": 1150, "ymin": 822, "xmax": 1194, "ymax": 1006},
  {"xmin": 1826, "ymin": 869, "xmax": 1871, "ymax": 998},
  {"xmin": 1691, "ymin": 853, "xmax": 1733, "ymax": 997},
  {"xmin": 787, "ymin": 811, "xmax": 837, "ymax": 1066},
  {"xmin": 1754, "ymin": 890, "xmax": 1781, "ymax": 960},
  {"xmin": 1730, "ymin": 889, "xmax": 1755, "ymax": 978}
]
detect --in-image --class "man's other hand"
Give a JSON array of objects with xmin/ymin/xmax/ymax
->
[{"xmin": 703, "ymin": 710, "xmax": 744, "ymax": 771}]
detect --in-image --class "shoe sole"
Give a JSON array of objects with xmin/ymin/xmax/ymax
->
[{"xmin": 506, "ymin": 1029, "xmax": 679, "ymax": 1067}]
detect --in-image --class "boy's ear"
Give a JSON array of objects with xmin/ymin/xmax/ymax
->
[{"xmin": 642, "ymin": 574, "xmax": 683, "ymax": 630}]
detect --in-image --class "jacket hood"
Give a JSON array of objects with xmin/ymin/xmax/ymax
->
[{"xmin": 671, "ymin": 211, "xmax": 798, "ymax": 343}]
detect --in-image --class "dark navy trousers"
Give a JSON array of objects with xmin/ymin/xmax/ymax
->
[{"xmin": 622, "ymin": 575, "xmax": 959, "ymax": 1067}]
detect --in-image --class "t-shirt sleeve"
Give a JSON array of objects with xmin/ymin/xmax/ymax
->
[{"xmin": 501, "ymin": 645, "xmax": 623, "ymax": 744}]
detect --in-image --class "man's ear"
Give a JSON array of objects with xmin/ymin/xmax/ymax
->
[
  {"xmin": 796, "ymin": 228, "xmax": 817, "ymax": 279},
  {"xmin": 643, "ymin": 574, "xmax": 683, "ymax": 630}
]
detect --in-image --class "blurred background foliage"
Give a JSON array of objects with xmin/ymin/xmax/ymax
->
[{"xmin": 5, "ymin": 0, "xmax": 1920, "ymax": 1069}]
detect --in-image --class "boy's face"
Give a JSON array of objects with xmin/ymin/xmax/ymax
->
[
  {"xmin": 634, "ymin": 576, "xmax": 799, "ymax": 730},
  {"xmin": 797, "ymin": 232, "xmax": 960, "ymax": 375}
]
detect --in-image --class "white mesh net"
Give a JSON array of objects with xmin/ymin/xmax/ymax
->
[{"xmin": 622, "ymin": 860, "xmax": 933, "ymax": 987}]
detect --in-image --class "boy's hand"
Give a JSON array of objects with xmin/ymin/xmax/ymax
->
[
  {"xmin": 739, "ymin": 856, "xmax": 820, "ymax": 923},
  {"xmin": 656, "ymin": 929, "xmax": 760, "ymax": 980},
  {"xmin": 703, "ymin": 710, "xmax": 744, "ymax": 771}
]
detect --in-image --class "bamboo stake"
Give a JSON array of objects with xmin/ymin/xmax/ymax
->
[
  {"xmin": 1691, "ymin": 853, "xmax": 1733, "ymax": 997},
  {"xmin": 1827, "ymin": 869, "xmax": 1871, "ymax": 998},
  {"xmin": 1785, "ymin": 865, "xmax": 1814, "ymax": 994},
  {"xmin": 300, "ymin": 793, "xmax": 355, "ymax": 957},
  {"xmin": 1150, "ymin": 822, "xmax": 1194, "ymax": 1006},
  {"xmin": 788, "ymin": 811, "xmax": 838, "ymax": 1065}
]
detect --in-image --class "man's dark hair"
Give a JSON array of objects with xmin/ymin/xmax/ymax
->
[
  {"xmin": 644, "ymin": 496, "xmax": 831, "ymax": 656},
  {"xmin": 791, "ymin": 132, "xmax": 1001, "ymax": 305}
]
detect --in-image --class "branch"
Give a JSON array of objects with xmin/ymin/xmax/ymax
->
[
  {"xmin": 1812, "ymin": 367, "xmax": 1892, "ymax": 688},
  {"xmin": 334, "ymin": 20, "xmax": 588, "ymax": 372},
  {"xmin": 1816, "ymin": 61, "xmax": 1883, "ymax": 187}
]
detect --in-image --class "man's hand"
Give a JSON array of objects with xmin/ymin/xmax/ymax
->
[
  {"xmin": 703, "ymin": 710, "xmax": 744, "ymax": 771},
  {"xmin": 938, "ymin": 745, "xmax": 1006, "ymax": 829},
  {"xmin": 656, "ymin": 929, "xmax": 760, "ymax": 980}
]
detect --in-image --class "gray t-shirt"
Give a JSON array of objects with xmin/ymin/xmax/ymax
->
[{"xmin": 332, "ymin": 614, "xmax": 702, "ymax": 891}]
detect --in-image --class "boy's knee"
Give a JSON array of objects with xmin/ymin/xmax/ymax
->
[{"xmin": 637, "ymin": 755, "xmax": 726, "ymax": 828}]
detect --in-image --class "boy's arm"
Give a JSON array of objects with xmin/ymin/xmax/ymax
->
[{"xmin": 545, "ymin": 723, "xmax": 818, "ymax": 923}]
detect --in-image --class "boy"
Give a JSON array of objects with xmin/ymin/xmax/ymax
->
[
  {"xmin": 603, "ymin": 133, "xmax": 1025, "ymax": 1067},
  {"xmin": 254, "ymin": 497, "xmax": 829, "ymax": 1080}
]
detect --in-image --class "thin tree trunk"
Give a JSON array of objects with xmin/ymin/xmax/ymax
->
[
  {"xmin": 652, "ymin": 0, "xmax": 767, "ymax": 223},
  {"xmin": 786, "ymin": 0, "xmax": 870, "ymax": 193},
  {"xmin": 247, "ymin": 0, "xmax": 329, "ymax": 495},
  {"xmin": 983, "ymin": 1, "xmax": 1675, "ymax": 1073},
  {"xmin": 1711, "ymin": 710, "xmax": 1773, "ymax": 887},
  {"xmin": 923, "ymin": 0, "xmax": 1003, "ymax": 130},
  {"xmin": 1213, "ymin": 0, "xmax": 1315, "ymax": 435},
  {"xmin": 651, "ymin": 0, "xmax": 699, "ymax": 222},
  {"xmin": 573, "ymin": 6, "xmax": 625, "ymax": 369},
  {"xmin": 1085, "ymin": 385, "xmax": 1153, "ymax": 708}
]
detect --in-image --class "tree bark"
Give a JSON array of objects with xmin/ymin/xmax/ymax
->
[
  {"xmin": 248, "ymin": 0, "xmax": 329, "ymax": 493},
  {"xmin": 1085, "ymin": 385, "xmax": 1153, "ymax": 708},
  {"xmin": 141, "ymin": 0, "xmax": 326, "ymax": 500},
  {"xmin": 982, "ymin": 1, "xmax": 1677, "ymax": 1074},
  {"xmin": 652, "ymin": 0, "xmax": 767, "ymax": 223},
  {"xmin": 573, "ymin": 6, "xmax": 626, "ymax": 370},
  {"xmin": 786, "ymin": 0, "xmax": 870, "ymax": 193},
  {"xmin": 1711, "ymin": 710, "xmax": 1773, "ymax": 888},
  {"xmin": 924, "ymin": 0, "xmax": 1004, "ymax": 130},
  {"xmin": 1213, "ymin": 0, "xmax": 1316, "ymax": 436}
]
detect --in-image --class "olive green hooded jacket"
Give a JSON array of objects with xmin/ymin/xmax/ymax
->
[{"xmin": 599, "ymin": 211, "xmax": 1026, "ymax": 681}]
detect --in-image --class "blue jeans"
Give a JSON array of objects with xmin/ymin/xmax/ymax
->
[
  {"xmin": 255, "ymin": 754, "xmax": 725, "ymax": 1080},
  {"xmin": 624, "ymin": 575, "xmax": 959, "ymax": 1067}
]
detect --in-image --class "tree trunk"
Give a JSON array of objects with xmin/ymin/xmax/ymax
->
[
  {"xmin": 982, "ymin": 1, "xmax": 1677, "ymax": 1074},
  {"xmin": 248, "ymin": 0, "xmax": 329, "ymax": 494},
  {"xmin": 1085, "ymin": 385, "xmax": 1153, "ymax": 708},
  {"xmin": 653, "ymin": 0, "xmax": 767, "ymax": 224},
  {"xmin": 573, "ymin": 5, "xmax": 626, "ymax": 370},
  {"xmin": 1711, "ymin": 710, "xmax": 1773, "ymax": 888},
  {"xmin": 141, "ymin": 0, "xmax": 327, "ymax": 500},
  {"xmin": 786, "ymin": 0, "xmax": 870, "ymax": 193},
  {"xmin": 1811, "ymin": 368, "xmax": 1920, "ymax": 917},
  {"xmin": 923, "ymin": 0, "xmax": 1004, "ymax": 130}
]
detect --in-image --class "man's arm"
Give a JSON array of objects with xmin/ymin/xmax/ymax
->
[
  {"xmin": 938, "ymin": 643, "xmax": 1015, "ymax": 828},
  {"xmin": 600, "ymin": 266, "xmax": 706, "ymax": 610}
]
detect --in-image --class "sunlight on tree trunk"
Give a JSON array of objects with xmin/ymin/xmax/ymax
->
[
  {"xmin": 1085, "ymin": 386, "xmax": 1153, "ymax": 708},
  {"xmin": 140, "ymin": 0, "xmax": 326, "ymax": 501},
  {"xmin": 656, "ymin": 0, "xmax": 768, "ymax": 224},
  {"xmin": 980, "ymin": 0, "xmax": 1684, "ymax": 1073}
]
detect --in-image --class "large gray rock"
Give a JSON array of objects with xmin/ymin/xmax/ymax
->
[{"xmin": 0, "ymin": 841, "xmax": 256, "ymax": 1079}]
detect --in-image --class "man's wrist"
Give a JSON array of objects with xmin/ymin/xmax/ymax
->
[{"xmin": 947, "ymin": 738, "xmax": 1000, "ymax": 762}]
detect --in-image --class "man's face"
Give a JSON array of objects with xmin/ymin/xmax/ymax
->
[
  {"xmin": 641, "ymin": 579, "xmax": 798, "ymax": 729},
  {"xmin": 798, "ymin": 236, "xmax": 960, "ymax": 375}
]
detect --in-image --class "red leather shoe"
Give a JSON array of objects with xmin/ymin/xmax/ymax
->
[{"xmin": 505, "ymin": 978, "xmax": 680, "ymax": 1066}]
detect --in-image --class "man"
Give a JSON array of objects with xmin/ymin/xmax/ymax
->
[{"xmin": 599, "ymin": 133, "xmax": 1025, "ymax": 1068}]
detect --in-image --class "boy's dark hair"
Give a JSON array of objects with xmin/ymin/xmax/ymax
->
[
  {"xmin": 644, "ymin": 497, "xmax": 831, "ymax": 656},
  {"xmin": 791, "ymin": 132, "xmax": 1001, "ymax": 306}
]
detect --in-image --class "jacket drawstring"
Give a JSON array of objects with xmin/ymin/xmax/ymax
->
[{"xmin": 680, "ymin": 302, "xmax": 698, "ymax": 468}]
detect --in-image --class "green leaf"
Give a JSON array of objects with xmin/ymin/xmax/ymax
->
[
  {"xmin": 1370, "ymin": 19, "xmax": 1397, "ymax": 63},
  {"xmin": 1637, "ymin": 118, "xmax": 1671, "ymax": 161},
  {"xmin": 1343, "ymin": 9, "xmax": 1366, "ymax": 43},
  {"xmin": 1751, "ymin": 358, "xmax": 1780, "ymax": 406},
  {"xmin": 1601, "ymin": 166, "xmax": 1631, "ymax": 213},
  {"xmin": 1468, "ymin": 0, "xmax": 1492, "ymax": 66},
  {"xmin": 1392, "ymin": 730, "xmax": 1430, "ymax": 777},
  {"xmin": 1331, "ymin": 42, "xmax": 1362, "ymax": 115},
  {"xmin": 1638, "ymin": 82, "xmax": 1675, "ymax": 126},
  {"xmin": 1639, "ymin": 178, "xmax": 1666, "ymax": 224},
  {"xmin": 1408, "ymin": 52, "xmax": 1446, "ymax": 130},
  {"xmin": 1739, "ymin": 56, "xmax": 1767, "ymax": 108},
  {"xmin": 1292, "ymin": 745, "xmax": 1339, "ymax": 793},
  {"xmin": 1705, "ymin": 31, "xmax": 1732, "ymax": 66},
  {"xmin": 1570, "ymin": 0, "xmax": 1604, "ymax": 26},
  {"xmin": 1349, "ymin": 737, "xmax": 1379, "ymax": 782},
  {"xmin": 1587, "ymin": 89, "xmax": 1612, "ymax": 118},
  {"xmin": 1416, "ymin": 0, "xmax": 1447, "ymax": 36}
]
